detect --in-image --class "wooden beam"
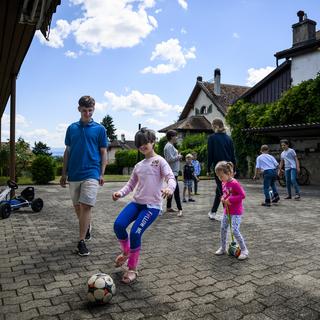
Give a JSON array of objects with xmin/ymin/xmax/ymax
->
[{"xmin": 9, "ymin": 75, "xmax": 16, "ymax": 189}]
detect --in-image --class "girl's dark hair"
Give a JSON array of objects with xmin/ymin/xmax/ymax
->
[
  {"xmin": 280, "ymin": 139, "xmax": 289, "ymax": 146},
  {"xmin": 166, "ymin": 130, "xmax": 177, "ymax": 141},
  {"xmin": 215, "ymin": 161, "xmax": 234, "ymax": 175},
  {"xmin": 134, "ymin": 127, "xmax": 156, "ymax": 148},
  {"xmin": 78, "ymin": 96, "xmax": 95, "ymax": 108}
]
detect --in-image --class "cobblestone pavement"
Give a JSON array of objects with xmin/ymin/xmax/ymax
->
[{"xmin": 1, "ymin": 179, "xmax": 320, "ymax": 320}]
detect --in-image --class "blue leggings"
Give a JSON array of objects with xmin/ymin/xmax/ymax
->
[{"xmin": 113, "ymin": 202, "xmax": 160, "ymax": 250}]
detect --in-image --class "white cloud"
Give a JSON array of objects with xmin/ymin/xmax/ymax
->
[
  {"xmin": 98, "ymin": 90, "xmax": 182, "ymax": 116},
  {"xmin": 181, "ymin": 28, "xmax": 187, "ymax": 34},
  {"xmin": 146, "ymin": 118, "xmax": 166, "ymax": 126},
  {"xmin": 37, "ymin": 1, "xmax": 158, "ymax": 53},
  {"xmin": 232, "ymin": 32, "xmax": 240, "ymax": 39},
  {"xmin": 141, "ymin": 38, "xmax": 196, "ymax": 74},
  {"xmin": 1, "ymin": 116, "xmax": 67, "ymax": 147},
  {"xmin": 178, "ymin": 0, "xmax": 188, "ymax": 10},
  {"xmin": 155, "ymin": 8, "xmax": 162, "ymax": 14},
  {"xmin": 246, "ymin": 66, "xmax": 275, "ymax": 86},
  {"xmin": 115, "ymin": 129, "xmax": 135, "ymax": 141},
  {"xmin": 36, "ymin": 19, "xmax": 74, "ymax": 48},
  {"xmin": 64, "ymin": 50, "xmax": 83, "ymax": 58},
  {"xmin": 2, "ymin": 113, "xmax": 29, "ymax": 128}
]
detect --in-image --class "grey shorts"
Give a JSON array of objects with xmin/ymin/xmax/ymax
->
[
  {"xmin": 69, "ymin": 179, "xmax": 99, "ymax": 207},
  {"xmin": 184, "ymin": 179, "xmax": 193, "ymax": 188}
]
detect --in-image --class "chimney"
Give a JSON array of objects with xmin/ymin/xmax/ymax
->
[
  {"xmin": 121, "ymin": 134, "xmax": 125, "ymax": 143},
  {"xmin": 197, "ymin": 76, "xmax": 203, "ymax": 82},
  {"xmin": 292, "ymin": 11, "xmax": 316, "ymax": 47},
  {"xmin": 214, "ymin": 68, "xmax": 221, "ymax": 95}
]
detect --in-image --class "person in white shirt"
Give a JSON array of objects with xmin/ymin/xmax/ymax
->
[
  {"xmin": 253, "ymin": 145, "xmax": 280, "ymax": 206},
  {"xmin": 278, "ymin": 139, "xmax": 300, "ymax": 200}
]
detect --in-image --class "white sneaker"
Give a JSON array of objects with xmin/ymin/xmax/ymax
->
[
  {"xmin": 215, "ymin": 247, "xmax": 226, "ymax": 255},
  {"xmin": 177, "ymin": 210, "xmax": 183, "ymax": 217},
  {"xmin": 208, "ymin": 211, "xmax": 216, "ymax": 220},
  {"xmin": 238, "ymin": 250, "xmax": 249, "ymax": 260}
]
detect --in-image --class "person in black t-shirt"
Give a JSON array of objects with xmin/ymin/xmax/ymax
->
[{"xmin": 183, "ymin": 154, "xmax": 196, "ymax": 203}]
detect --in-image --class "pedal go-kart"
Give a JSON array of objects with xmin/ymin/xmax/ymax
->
[{"xmin": 0, "ymin": 180, "xmax": 44, "ymax": 219}]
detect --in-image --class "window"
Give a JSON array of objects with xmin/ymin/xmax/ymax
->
[
  {"xmin": 208, "ymin": 104, "xmax": 213, "ymax": 113},
  {"xmin": 200, "ymin": 106, "xmax": 206, "ymax": 114},
  {"xmin": 195, "ymin": 108, "xmax": 200, "ymax": 115}
]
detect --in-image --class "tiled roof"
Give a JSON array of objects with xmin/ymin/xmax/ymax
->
[
  {"xmin": 242, "ymin": 123, "xmax": 320, "ymax": 138},
  {"xmin": 108, "ymin": 140, "xmax": 136, "ymax": 150},
  {"xmin": 158, "ymin": 116, "xmax": 213, "ymax": 133},
  {"xmin": 203, "ymin": 82, "xmax": 250, "ymax": 114},
  {"xmin": 179, "ymin": 80, "xmax": 249, "ymax": 120}
]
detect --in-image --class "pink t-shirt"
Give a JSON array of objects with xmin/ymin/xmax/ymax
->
[
  {"xmin": 119, "ymin": 155, "xmax": 176, "ymax": 207},
  {"xmin": 222, "ymin": 178, "xmax": 246, "ymax": 215}
]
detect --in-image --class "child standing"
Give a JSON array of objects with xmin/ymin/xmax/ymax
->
[
  {"xmin": 279, "ymin": 139, "xmax": 301, "ymax": 200},
  {"xmin": 253, "ymin": 145, "xmax": 280, "ymax": 206},
  {"xmin": 214, "ymin": 161, "xmax": 249, "ymax": 260},
  {"xmin": 192, "ymin": 152, "xmax": 201, "ymax": 195},
  {"xmin": 112, "ymin": 128, "xmax": 176, "ymax": 284},
  {"xmin": 183, "ymin": 154, "xmax": 196, "ymax": 203}
]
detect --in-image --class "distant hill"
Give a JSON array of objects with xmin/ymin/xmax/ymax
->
[{"xmin": 51, "ymin": 147, "xmax": 65, "ymax": 157}]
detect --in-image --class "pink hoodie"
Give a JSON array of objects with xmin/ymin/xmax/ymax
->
[
  {"xmin": 119, "ymin": 155, "xmax": 176, "ymax": 207},
  {"xmin": 222, "ymin": 178, "xmax": 246, "ymax": 215}
]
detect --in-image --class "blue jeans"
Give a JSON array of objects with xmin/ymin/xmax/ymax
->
[
  {"xmin": 285, "ymin": 168, "xmax": 300, "ymax": 197},
  {"xmin": 113, "ymin": 202, "xmax": 160, "ymax": 250},
  {"xmin": 263, "ymin": 169, "xmax": 279, "ymax": 201}
]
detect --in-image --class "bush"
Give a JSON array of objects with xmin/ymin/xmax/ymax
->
[
  {"xmin": 105, "ymin": 163, "xmax": 122, "ymax": 175},
  {"xmin": 31, "ymin": 155, "xmax": 55, "ymax": 184},
  {"xmin": 115, "ymin": 150, "xmax": 139, "ymax": 168},
  {"xmin": 155, "ymin": 136, "xmax": 167, "ymax": 157}
]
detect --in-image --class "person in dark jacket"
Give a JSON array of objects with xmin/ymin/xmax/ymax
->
[{"xmin": 207, "ymin": 118, "xmax": 236, "ymax": 220}]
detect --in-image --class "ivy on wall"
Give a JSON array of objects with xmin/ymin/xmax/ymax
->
[{"xmin": 226, "ymin": 73, "xmax": 320, "ymax": 176}]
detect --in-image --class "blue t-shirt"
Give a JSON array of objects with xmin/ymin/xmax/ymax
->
[{"xmin": 65, "ymin": 120, "xmax": 108, "ymax": 181}]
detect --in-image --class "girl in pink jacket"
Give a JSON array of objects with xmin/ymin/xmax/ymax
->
[
  {"xmin": 214, "ymin": 161, "xmax": 249, "ymax": 260},
  {"xmin": 112, "ymin": 128, "xmax": 176, "ymax": 284}
]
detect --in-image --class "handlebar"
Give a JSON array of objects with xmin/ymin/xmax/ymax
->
[{"xmin": 7, "ymin": 180, "xmax": 18, "ymax": 190}]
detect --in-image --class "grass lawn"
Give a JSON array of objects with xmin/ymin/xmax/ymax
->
[{"xmin": 0, "ymin": 175, "xmax": 213, "ymax": 186}]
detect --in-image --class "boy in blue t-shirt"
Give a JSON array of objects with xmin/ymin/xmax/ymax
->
[{"xmin": 60, "ymin": 96, "xmax": 108, "ymax": 256}]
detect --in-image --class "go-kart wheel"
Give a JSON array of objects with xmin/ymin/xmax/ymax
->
[
  {"xmin": 0, "ymin": 203, "xmax": 11, "ymax": 219},
  {"xmin": 31, "ymin": 198, "xmax": 43, "ymax": 212}
]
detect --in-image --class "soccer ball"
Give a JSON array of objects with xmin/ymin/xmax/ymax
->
[{"xmin": 87, "ymin": 273, "xmax": 116, "ymax": 304}]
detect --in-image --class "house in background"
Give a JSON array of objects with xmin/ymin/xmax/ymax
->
[
  {"xmin": 159, "ymin": 69, "xmax": 249, "ymax": 139},
  {"xmin": 107, "ymin": 134, "xmax": 136, "ymax": 163},
  {"xmin": 239, "ymin": 11, "xmax": 320, "ymax": 183},
  {"xmin": 239, "ymin": 10, "xmax": 320, "ymax": 104}
]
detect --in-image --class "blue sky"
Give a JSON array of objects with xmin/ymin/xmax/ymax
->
[{"xmin": 2, "ymin": 0, "xmax": 320, "ymax": 148}]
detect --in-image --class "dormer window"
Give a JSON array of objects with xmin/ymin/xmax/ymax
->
[{"xmin": 200, "ymin": 105, "xmax": 206, "ymax": 114}]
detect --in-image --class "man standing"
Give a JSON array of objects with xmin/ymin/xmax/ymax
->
[
  {"xmin": 60, "ymin": 96, "xmax": 108, "ymax": 256},
  {"xmin": 207, "ymin": 118, "xmax": 236, "ymax": 220},
  {"xmin": 164, "ymin": 130, "xmax": 183, "ymax": 217}
]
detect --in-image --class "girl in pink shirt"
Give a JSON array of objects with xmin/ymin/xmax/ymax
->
[
  {"xmin": 112, "ymin": 128, "xmax": 176, "ymax": 284},
  {"xmin": 214, "ymin": 161, "xmax": 249, "ymax": 260}
]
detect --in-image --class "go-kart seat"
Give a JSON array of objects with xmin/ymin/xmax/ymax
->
[{"xmin": 20, "ymin": 187, "xmax": 35, "ymax": 201}]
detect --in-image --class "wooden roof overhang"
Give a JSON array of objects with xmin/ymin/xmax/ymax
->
[{"xmin": 0, "ymin": 0, "xmax": 61, "ymax": 116}]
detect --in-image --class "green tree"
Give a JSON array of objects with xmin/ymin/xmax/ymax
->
[
  {"xmin": 31, "ymin": 155, "xmax": 55, "ymax": 184},
  {"xmin": 15, "ymin": 137, "xmax": 33, "ymax": 177},
  {"xmin": 155, "ymin": 136, "xmax": 167, "ymax": 157},
  {"xmin": 0, "ymin": 143, "xmax": 9, "ymax": 176},
  {"xmin": 32, "ymin": 141, "xmax": 52, "ymax": 156},
  {"xmin": 101, "ymin": 115, "xmax": 117, "ymax": 141}
]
